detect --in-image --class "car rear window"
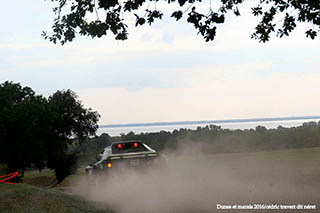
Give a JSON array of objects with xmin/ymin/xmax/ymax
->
[{"xmin": 111, "ymin": 142, "xmax": 149, "ymax": 154}]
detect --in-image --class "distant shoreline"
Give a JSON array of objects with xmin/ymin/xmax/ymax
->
[{"xmin": 99, "ymin": 116, "xmax": 320, "ymax": 128}]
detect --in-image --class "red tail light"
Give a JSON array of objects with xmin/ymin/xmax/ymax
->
[
  {"xmin": 117, "ymin": 144, "xmax": 122, "ymax": 148},
  {"xmin": 107, "ymin": 163, "xmax": 112, "ymax": 168},
  {"xmin": 134, "ymin": 142, "xmax": 138, "ymax": 148}
]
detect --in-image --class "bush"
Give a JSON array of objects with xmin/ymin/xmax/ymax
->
[{"xmin": 54, "ymin": 153, "xmax": 77, "ymax": 182}]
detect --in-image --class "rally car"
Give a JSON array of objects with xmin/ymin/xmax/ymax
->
[{"xmin": 85, "ymin": 140, "xmax": 167, "ymax": 176}]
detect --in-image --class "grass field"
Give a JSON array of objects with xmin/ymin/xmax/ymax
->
[
  {"xmin": 0, "ymin": 183, "xmax": 114, "ymax": 213},
  {"xmin": 24, "ymin": 168, "xmax": 55, "ymax": 178},
  {"xmin": 1, "ymin": 147, "xmax": 320, "ymax": 212}
]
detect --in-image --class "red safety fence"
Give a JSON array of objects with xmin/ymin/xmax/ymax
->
[{"xmin": 0, "ymin": 172, "xmax": 19, "ymax": 184}]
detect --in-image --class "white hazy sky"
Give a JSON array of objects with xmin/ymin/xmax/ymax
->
[{"xmin": 1, "ymin": 0, "xmax": 319, "ymax": 125}]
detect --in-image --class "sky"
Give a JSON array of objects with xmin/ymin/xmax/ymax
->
[{"xmin": 1, "ymin": 0, "xmax": 319, "ymax": 125}]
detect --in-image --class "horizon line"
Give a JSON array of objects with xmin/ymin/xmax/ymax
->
[{"xmin": 99, "ymin": 115, "xmax": 320, "ymax": 128}]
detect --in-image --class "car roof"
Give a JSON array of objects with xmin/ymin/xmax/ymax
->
[
  {"xmin": 111, "ymin": 140, "xmax": 142, "ymax": 144},
  {"xmin": 110, "ymin": 140, "xmax": 156, "ymax": 153}
]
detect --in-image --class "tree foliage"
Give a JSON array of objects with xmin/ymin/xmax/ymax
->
[
  {"xmin": 0, "ymin": 81, "xmax": 100, "ymax": 181},
  {"xmin": 43, "ymin": 0, "xmax": 320, "ymax": 44}
]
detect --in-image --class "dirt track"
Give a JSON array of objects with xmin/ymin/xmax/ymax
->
[{"xmin": 70, "ymin": 147, "xmax": 320, "ymax": 213}]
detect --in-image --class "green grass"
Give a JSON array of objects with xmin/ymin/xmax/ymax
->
[
  {"xmin": 24, "ymin": 168, "xmax": 55, "ymax": 178},
  {"xmin": 0, "ymin": 183, "xmax": 114, "ymax": 213},
  {"xmin": 24, "ymin": 166, "xmax": 87, "ymax": 179}
]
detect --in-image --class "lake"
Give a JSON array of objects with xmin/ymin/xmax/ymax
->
[{"xmin": 97, "ymin": 118, "xmax": 320, "ymax": 136}]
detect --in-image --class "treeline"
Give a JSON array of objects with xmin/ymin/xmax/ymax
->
[
  {"xmin": 0, "ymin": 81, "xmax": 100, "ymax": 181},
  {"xmin": 80, "ymin": 121, "xmax": 320, "ymax": 165}
]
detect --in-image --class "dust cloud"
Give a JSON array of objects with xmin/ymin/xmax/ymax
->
[{"xmin": 72, "ymin": 144, "xmax": 320, "ymax": 212}]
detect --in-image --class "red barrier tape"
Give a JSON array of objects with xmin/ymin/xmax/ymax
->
[{"xmin": 0, "ymin": 172, "xmax": 19, "ymax": 184}]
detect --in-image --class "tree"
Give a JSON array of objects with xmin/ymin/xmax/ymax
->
[
  {"xmin": 0, "ymin": 81, "xmax": 100, "ymax": 181},
  {"xmin": 46, "ymin": 89, "xmax": 100, "ymax": 181},
  {"xmin": 48, "ymin": 89, "xmax": 100, "ymax": 142},
  {"xmin": 0, "ymin": 81, "xmax": 45, "ymax": 175},
  {"xmin": 43, "ymin": 0, "xmax": 320, "ymax": 44}
]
